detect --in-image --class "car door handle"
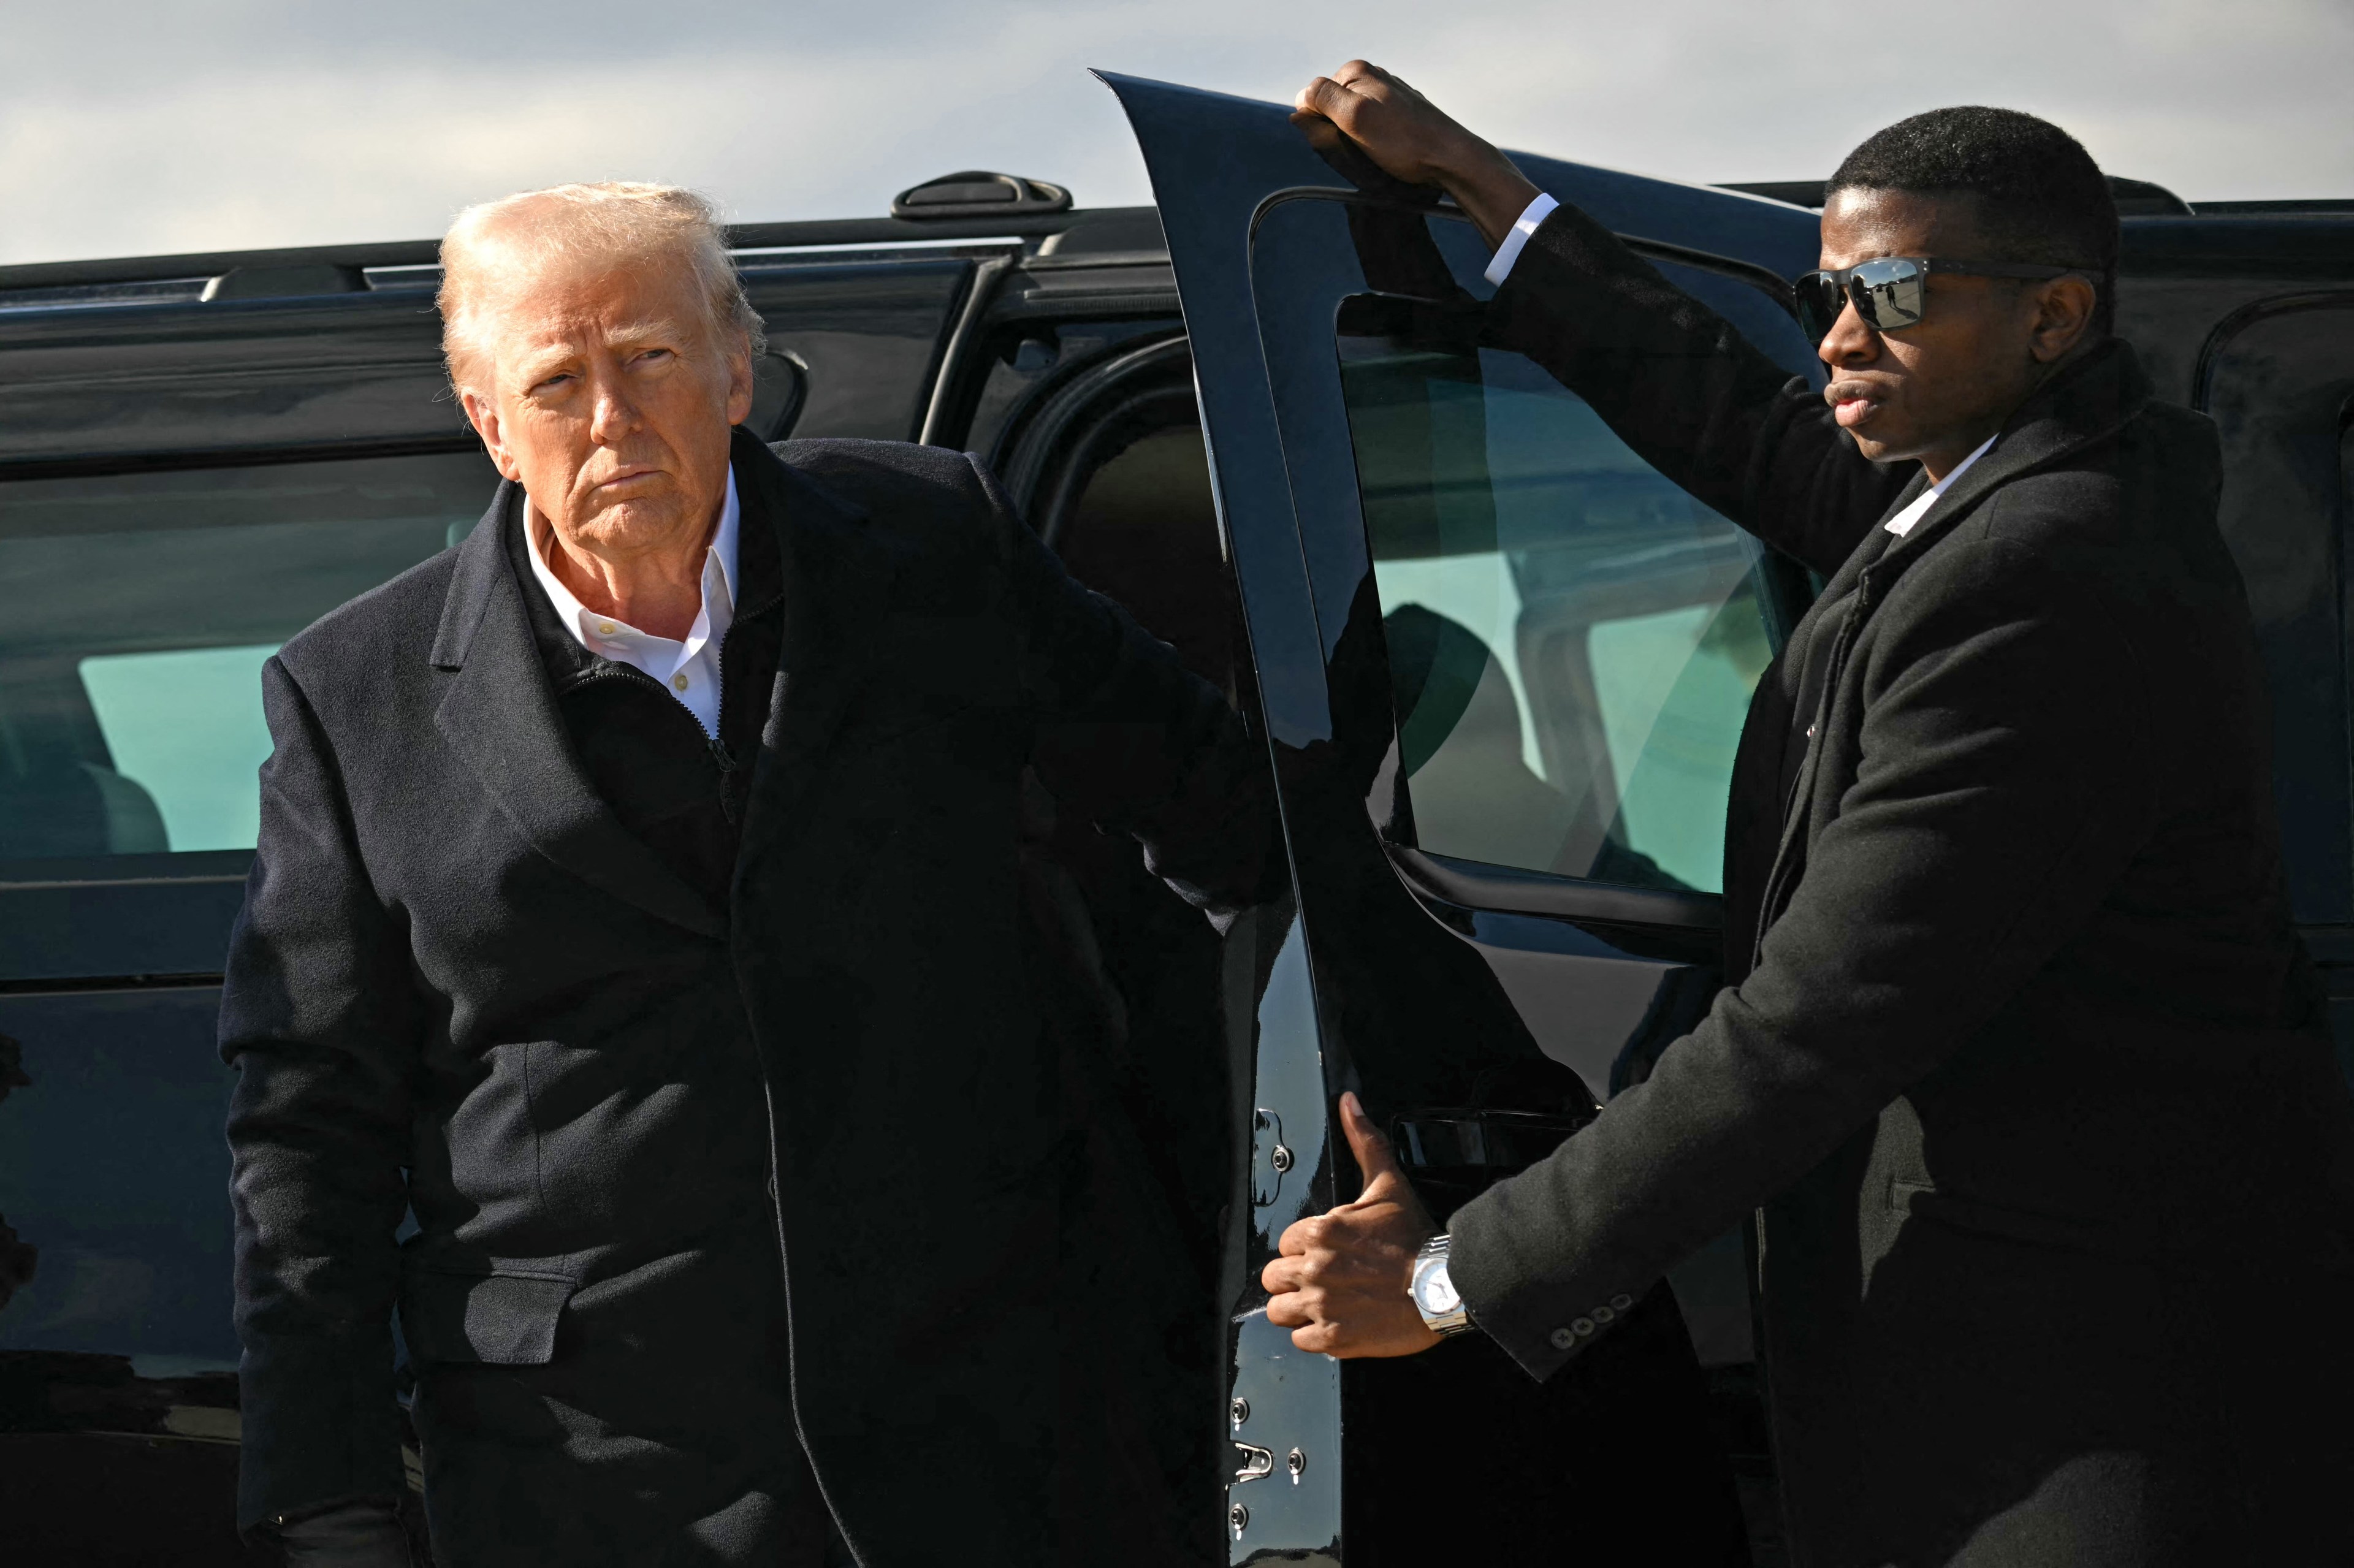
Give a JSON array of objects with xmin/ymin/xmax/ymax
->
[{"xmin": 1392, "ymin": 1108, "xmax": 1594, "ymax": 1173}]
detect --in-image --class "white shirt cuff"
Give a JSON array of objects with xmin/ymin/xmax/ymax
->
[{"xmin": 1483, "ymin": 192, "xmax": 1560, "ymax": 287}]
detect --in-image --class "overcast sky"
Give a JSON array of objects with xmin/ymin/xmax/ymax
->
[{"xmin": 2, "ymin": 0, "xmax": 2347, "ymax": 267}]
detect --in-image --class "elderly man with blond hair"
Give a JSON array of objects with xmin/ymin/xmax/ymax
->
[{"xmin": 219, "ymin": 182, "xmax": 1262, "ymax": 1566}]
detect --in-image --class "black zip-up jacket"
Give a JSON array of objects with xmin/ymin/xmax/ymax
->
[{"xmin": 219, "ymin": 430, "xmax": 1267, "ymax": 1565}]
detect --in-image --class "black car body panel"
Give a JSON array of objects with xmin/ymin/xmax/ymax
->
[{"xmin": 1, "ymin": 69, "xmax": 2349, "ymax": 1565}]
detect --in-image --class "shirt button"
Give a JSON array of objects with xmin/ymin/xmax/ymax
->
[
  {"xmin": 671, "ymin": 672, "xmax": 689, "ymax": 691},
  {"xmin": 597, "ymin": 621, "xmax": 617, "ymax": 635},
  {"xmin": 1548, "ymin": 1327, "xmax": 1574, "ymax": 1350}
]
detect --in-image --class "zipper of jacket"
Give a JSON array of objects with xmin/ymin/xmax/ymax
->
[
  {"xmin": 706, "ymin": 643, "xmax": 737, "ymax": 826},
  {"xmin": 567, "ymin": 660, "xmax": 739, "ymax": 824}
]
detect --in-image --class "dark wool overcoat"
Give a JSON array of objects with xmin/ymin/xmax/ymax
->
[
  {"xmin": 1446, "ymin": 200, "xmax": 2354, "ymax": 1565},
  {"xmin": 219, "ymin": 433, "xmax": 1262, "ymax": 1566}
]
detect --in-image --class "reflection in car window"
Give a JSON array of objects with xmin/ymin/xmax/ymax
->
[
  {"xmin": 1338, "ymin": 308, "xmax": 1775, "ymax": 893},
  {"xmin": 0, "ymin": 451, "xmax": 498, "ymax": 871}
]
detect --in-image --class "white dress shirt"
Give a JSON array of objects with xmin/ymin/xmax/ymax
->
[
  {"xmin": 523, "ymin": 469, "xmax": 741, "ymax": 739},
  {"xmin": 1484, "ymin": 192, "xmax": 1561, "ymax": 286},
  {"xmin": 1882, "ymin": 435, "xmax": 1995, "ymax": 538}
]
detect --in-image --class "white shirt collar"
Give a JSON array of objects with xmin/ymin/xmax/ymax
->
[
  {"xmin": 520, "ymin": 466, "xmax": 741, "ymax": 738},
  {"xmin": 1883, "ymin": 434, "xmax": 1998, "ymax": 539}
]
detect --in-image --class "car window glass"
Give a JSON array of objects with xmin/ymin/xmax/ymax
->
[
  {"xmin": 0, "ymin": 451, "xmax": 498, "ymax": 873},
  {"xmin": 1338, "ymin": 300, "xmax": 1777, "ymax": 894}
]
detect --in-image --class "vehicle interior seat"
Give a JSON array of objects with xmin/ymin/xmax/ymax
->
[{"xmin": 0, "ymin": 761, "xmax": 168, "ymax": 859}]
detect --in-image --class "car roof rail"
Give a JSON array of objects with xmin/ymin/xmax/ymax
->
[
  {"xmin": 1715, "ymin": 175, "xmax": 2193, "ymax": 217},
  {"xmin": 200, "ymin": 262, "xmax": 369, "ymax": 302},
  {"xmin": 893, "ymin": 171, "xmax": 1072, "ymax": 220}
]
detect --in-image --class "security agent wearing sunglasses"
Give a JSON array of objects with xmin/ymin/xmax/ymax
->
[{"xmin": 1276, "ymin": 62, "xmax": 2354, "ymax": 1566}]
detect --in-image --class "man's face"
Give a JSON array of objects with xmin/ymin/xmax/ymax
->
[
  {"xmin": 1815, "ymin": 188, "xmax": 2093, "ymax": 472},
  {"xmin": 458, "ymin": 251, "xmax": 754, "ymax": 558}
]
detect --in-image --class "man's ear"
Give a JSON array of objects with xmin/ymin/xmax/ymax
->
[
  {"xmin": 725, "ymin": 337, "xmax": 756, "ymax": 427},
  {"xmin": 2028, "ymin": 275, "xmax": 2100, "ymax": 363},
  {"xmin": 459, "ymin": 387, "xmax": 524, "ymax": 482}
]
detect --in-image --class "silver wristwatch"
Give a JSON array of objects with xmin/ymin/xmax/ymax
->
[{"xmin": 1409, "ymin": 1233, "xmax": 1474, "ymax": 1337}]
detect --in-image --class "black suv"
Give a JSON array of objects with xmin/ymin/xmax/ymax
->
[{"xmin": 2, "ymin": 73, "xmax": 2348, "ymax": 1565}]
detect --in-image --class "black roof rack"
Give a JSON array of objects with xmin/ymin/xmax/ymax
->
[{"xmin": 0, "ymin": 208, "xmax": 1110, "ymax": 297}]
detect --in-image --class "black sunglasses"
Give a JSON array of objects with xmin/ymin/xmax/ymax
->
[{"xmin": 1793, "ymin": 256, "xmax": 2087, "ymax": 341}]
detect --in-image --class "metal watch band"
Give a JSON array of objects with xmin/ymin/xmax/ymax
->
[{"xmin": 1410, "ymin": 1233, "xmax": 1475, "ymax": 1337}]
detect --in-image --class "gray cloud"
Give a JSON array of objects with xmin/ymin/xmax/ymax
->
[{"xmin": 1, "ymin": 0, "xmax": 2345, "ymax": 265}]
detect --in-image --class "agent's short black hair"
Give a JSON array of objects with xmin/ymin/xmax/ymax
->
[{"xmin": 1827, "ymin": 106, "xmax": 2118, "ymax": 334}]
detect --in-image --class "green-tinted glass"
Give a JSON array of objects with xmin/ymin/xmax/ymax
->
[
  {"xmin": 1339, "ymin": 316, "xmax": 1775, "ymax": 894},
  {"xmin": 0, "ymin": 450, "xmax": 497, "ymax": 870}
]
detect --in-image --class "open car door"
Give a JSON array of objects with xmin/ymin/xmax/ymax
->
[{"xmin": 1100, "ymin": 72, "xmax": 1827, "ymax": 1565}]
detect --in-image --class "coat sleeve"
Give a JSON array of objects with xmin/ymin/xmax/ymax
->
[
  {"xmin": 964, "ymin": 452, "xmax": 1276, "ymax": 915},
  {"xmin": 1485, "ymin": 201, "xmax": 1912, "ymax": 576},
  {"xmin": 218, "ymin": 655, "xmax": 417, "ymax": 1531},
  {"xmin": 1449, "ymin": 537, "xmax": 2156, "ymax": 1379}
]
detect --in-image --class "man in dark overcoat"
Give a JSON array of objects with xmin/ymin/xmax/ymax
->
[
  {"xmin": 1265, "ymin": 64, "xmax": 2354, "ymax": 1564},
  {"xmin": 219, "ymin": 181, "xmax": 1262, "ymax": 1566}
]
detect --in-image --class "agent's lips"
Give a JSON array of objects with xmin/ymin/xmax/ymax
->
[{"xmin": 1826, "ymin": 380, "xmax": 1884, "ymax": 430}]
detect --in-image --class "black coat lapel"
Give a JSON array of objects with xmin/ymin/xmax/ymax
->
[
  {"xmin": 427, "ymin": 485, "xmax": 728, "ymax": 940},
  {"xmin": 730, "ymin": 436, "xmax": 911, "ymax": 868}
]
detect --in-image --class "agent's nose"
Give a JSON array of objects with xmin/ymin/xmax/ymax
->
[{"xmin": 1818, "ymin": 297, "xmax": 1880, "ymax": 370}]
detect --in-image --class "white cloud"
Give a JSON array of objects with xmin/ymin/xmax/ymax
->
[{"xmin": 0, "ymin": 0, "xmax": 2345, "ymax": 265}]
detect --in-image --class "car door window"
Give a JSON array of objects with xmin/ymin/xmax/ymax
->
[
  {"xmin": 0, "ymin": 450, "xmax": 497, "ymax": 870},
  {"xmin": 1338, "ymin": 299, "xmax": 1777, "ymax": 892}
]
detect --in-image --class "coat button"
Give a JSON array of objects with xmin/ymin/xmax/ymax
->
[
  {"xmin": 1591, "ymin": 1304, "xmax": 1615, "ymax": 1325},
  {"xmin": 1548, "ymin": 1327, "xmax": 1575, "ymax": 1350},
  {"xmin": 1610, "ymin": 1293, "xmax": 1634, "ymax": 1311},
  {"xmin": 1572, "ymin": 1317, "xmax": 1596, "ymax": 1336}
]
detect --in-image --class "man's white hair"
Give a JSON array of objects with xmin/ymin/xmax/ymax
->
[{"xmin": 436, "ymin": 181, "xmax": 765, "ymax": 394}]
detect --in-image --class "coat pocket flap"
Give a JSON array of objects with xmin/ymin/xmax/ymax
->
[{"xmin": 399, "ymin": 1269, "xmax": 575, "ymax": 1366}]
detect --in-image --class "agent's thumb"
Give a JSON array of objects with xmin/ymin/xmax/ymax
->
[{"xmin": 1338, "ymin": 1091, "xmax": 1405, "ymax": 1198}]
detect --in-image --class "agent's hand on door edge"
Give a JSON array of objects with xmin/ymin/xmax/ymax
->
[
  {"xmin": 1262, "ymin": 1092, "xmax": 1444, "ymax": 1358},
  {"xmin": 1291, "ymin": 60, "xmax": 1542, "ymax": 249}
]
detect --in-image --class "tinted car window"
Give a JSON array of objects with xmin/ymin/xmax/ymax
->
[
  {"xmin": 1337, "ymin": 308, "xmax": 1776, "ymax": 894},
  {"xmin": 0, "ymin": 451, "xmax": 498, "ymax": 871}
]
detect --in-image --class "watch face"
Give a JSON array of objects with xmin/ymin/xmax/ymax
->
[{"xmin": 1413, "ymin": 1259, "xmax": 1461, "ymax": 1315}]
